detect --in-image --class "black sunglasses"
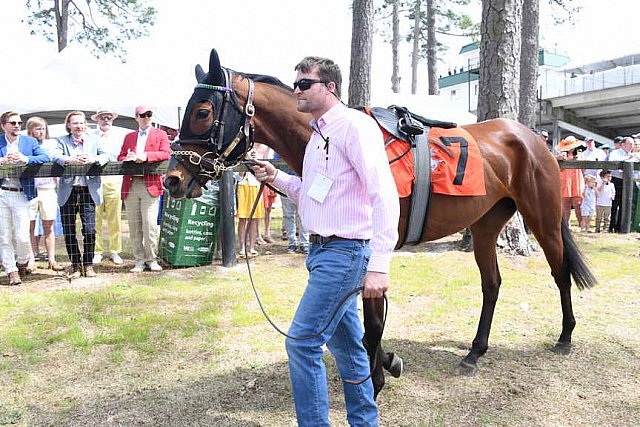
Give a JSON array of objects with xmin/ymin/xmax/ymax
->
[
  {"xmin": 137, "ymin": 111, "xmax": 153, "ymax": 118},
  {"xmin": 98, "ymin": 115, "xmax": 114, "ymax": 121},
  {"xmin": 7, "ymin": 121, "xmax": 22, "ymax": 126},
  {"xmin": 293, "ymin": 78, "xmax": 328, "ymax": 91}
]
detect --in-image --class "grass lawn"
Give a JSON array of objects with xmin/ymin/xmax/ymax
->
[{"xmin": 0, "ymin": 227, "xmax": 638, "ymax": 426}]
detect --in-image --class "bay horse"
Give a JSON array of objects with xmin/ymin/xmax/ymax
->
[{"xmin": 163, "ymin": 49, "xmax": 597, "ymax": 398}]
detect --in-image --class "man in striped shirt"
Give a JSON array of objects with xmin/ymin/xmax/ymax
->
[{"xmin": 252, "ymin": 56, "xmax": 399, "ymax": 427}]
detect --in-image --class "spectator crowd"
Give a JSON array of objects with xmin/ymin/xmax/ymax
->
[
  {"xmin": 0, "ymin": 108, "xmax": 307, "ymax": 286},
  {"xmin": 3, "ymin": 108, "xmax": 639, "ymax": 287},
  {"xmin": 550, "ymin": 132, "xmax": 640, "ymax": 233}
]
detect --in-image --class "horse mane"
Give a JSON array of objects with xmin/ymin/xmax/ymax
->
[{"xmin": 238, "ymin": 71, "xmax": 292, "ymax": 92}]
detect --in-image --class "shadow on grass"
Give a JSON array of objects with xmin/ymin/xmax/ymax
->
[
  {"xmin": 23, "ymin": 338, "xmax": 548, "ymax": 426},
  {"xmin": 25, "ymin": 335, "xmax": 638, "ymax": 426}
]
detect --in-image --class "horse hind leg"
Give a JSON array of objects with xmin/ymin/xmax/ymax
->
[
  {"xmin": 551, "ymin": 219, "xmax": 597, "ymax": 354},
  {"xmin": 461, "ymin": 198, "xmax": 517, "ymax": 372},
  {"xmin": 518, "ymin": 198, "xmax": 596, "ymax": 355}
]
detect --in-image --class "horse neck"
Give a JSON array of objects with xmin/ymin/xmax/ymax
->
[{"xmin": 234, "ymin": 77, "xmax": 311, "ymax": 175}]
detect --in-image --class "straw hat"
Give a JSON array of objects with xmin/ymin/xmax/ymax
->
[
  {"xmin": 556, "ymin": 135, "xmax": 584, "ymax": 152},
  {"xmin": 91, "ymin": 108, "xmax": 118, "ymax": 121}
]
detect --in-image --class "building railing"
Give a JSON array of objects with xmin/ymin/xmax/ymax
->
[{"xmin": 558, "ymin": 160, "xmax": 640, "ymax": 233}]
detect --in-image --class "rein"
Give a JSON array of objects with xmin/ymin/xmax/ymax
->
[{"xmin": 242, "ymin": 176, "xmax": 388, "ymax": 385}]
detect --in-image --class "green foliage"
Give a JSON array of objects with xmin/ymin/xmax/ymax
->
[
  {"xmin": 411, "ymin": 0, "xmax": 480, "ymax": 59},
  {"xmin": 375, "ymin": 0, "xmax": 480, "ymax": 60},
  {"xmin": 24, "ymin": 0, "xmax": 157, "ymax": 62}
]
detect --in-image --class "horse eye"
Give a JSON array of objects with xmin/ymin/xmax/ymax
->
[{"xmin": 196, "ymin": 109, "xmax": 211, "ymax": 119}]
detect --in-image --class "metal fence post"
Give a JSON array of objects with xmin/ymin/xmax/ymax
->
[
  {"xmin": 219, "ymin": 170, "xmax": 237, "ymax": 267},
  {"xmin": 620, "ymin": 162, "xmax": 635, "ymax": 234}
]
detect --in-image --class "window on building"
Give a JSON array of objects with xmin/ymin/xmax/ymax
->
[{"xmin": 451, "ymin": 89, "xmax": 457, "ymax": 98}]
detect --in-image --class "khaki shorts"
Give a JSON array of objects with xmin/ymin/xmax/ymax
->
[{"xmin": 29, "ymin": 187, "xmax": 59, "ymax": 221}]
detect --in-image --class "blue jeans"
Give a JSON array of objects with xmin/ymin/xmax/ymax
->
[
  {"xmin": 286, "ymin": 239, "xmax": 377, "ymax": 426},
  {"xmin": 282, "ymin": 196, "xmax": 308, "ymax": 251}
]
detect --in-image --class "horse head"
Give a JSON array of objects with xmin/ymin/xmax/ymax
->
[{"xmin": 164, "ymin": 48, "xmax": 257, "ymax": 199}]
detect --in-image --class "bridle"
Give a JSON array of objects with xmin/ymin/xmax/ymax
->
[{"xmin": 170, "ymin": 68, "xmax": 256, "ymax": 185}]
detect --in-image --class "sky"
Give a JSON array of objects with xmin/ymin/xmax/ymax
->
[{"xmin": 1, "ymin": 0, "xmax": 639, "ymax": 104}]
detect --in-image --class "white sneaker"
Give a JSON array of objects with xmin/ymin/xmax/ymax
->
[
  {"xmin": 130, "ymin": 262, "xmax": 145, "ymax": 273},
  {"xmin": 93, "ymin": 253, "xmax": 103, "ymax": 264},
  {"xmin": 110, "ymin": 253, "xmax": 124, "ymax": 265},
  {"xmin": 147, "ymin": 261, "xmax": 163, "ymax": 272}
]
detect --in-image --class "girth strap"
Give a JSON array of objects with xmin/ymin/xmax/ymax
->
[{"xmin": 404, "ymin": 131, "xmax": 431, "ymax": 244}]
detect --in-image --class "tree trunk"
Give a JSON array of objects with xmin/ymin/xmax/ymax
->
[
  {"xmin": 348, "ymin": 0, "xmax": 374, "ymax": 106},
  {"xmin": 496, "ymin": 213, "xmax": 538, "ymax": 256},
  {"xmin": 477, "ymin": 0, "xmax": 522, "ymax": 121},
  {"xmin": 478, "ymin": 0, "xmax": 535, "ymax": 255},
  {"xmin": 426, "ymin": 0, "xmax": 438, "ymax": 95},
  {"xmin": 411, "ymin": 1, "xmax": 421, "ymax": 94},
  {"xmin": 55, "ymin": 0, "xmax": 69, "ymax": 52},
  {"xmin": 391, "ymin": 0, "xmax": 401, "ymax": 93},
  {"xmin": 518, "ymin": 0, "xmax": 540, "ymax": 128}
]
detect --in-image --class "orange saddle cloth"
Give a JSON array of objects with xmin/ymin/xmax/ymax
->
[{"xmin": 384, "ymin": 126, "xmax": 486, "ymax": 197}]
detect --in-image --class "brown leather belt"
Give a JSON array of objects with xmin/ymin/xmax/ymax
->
[
  {"xmin": 1, "ymin": 186, "xmax": 23, "ymax": 192},
  {"xmin": 308, "ymin": 234, "xmax": 368, "ymax": 245}
]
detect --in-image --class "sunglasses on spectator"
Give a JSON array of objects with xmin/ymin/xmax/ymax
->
[
  {"xmin": 6, "ymin": 121, "xmax": 22, "ymax": 126},
  {"xmin": 293, "ymin": 79, "xmax": 328, "ymax": 91},
  {"xmin": 137, "ymin": 112, "xmax": 153, "ymax": 118},
  {"xmin": 98, "ymin": 115, "xmax": 114, "ymax": 121}
]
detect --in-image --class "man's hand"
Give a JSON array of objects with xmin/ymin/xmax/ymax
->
[
  {"xmin": 66, "ymin": 154, "xmax": 92, "ymax": 165},
  {"xmin": 3, "ymin": 153, "xmax": 27, "ymax": 165},
  {"xmin": 250, "ymin": 158, "xmax": 278, "ymax": 183},
  {"xmin": 362, "ymin": 271, "xmax": 389, "ymax": 299}
]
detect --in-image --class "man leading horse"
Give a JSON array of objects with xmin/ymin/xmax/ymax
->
[{"xmin": 252, "ymin": 56, "xmax": 399, "ymax": 427}]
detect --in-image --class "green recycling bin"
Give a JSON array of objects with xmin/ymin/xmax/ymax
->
[{"xmin": 159, "ymin": 185, "xmax": 220, "ymax": 267}]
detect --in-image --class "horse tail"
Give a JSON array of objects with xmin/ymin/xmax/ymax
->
[{"xmin": 561, "ymin": 218, "xmax": 598, "ymax": 290}]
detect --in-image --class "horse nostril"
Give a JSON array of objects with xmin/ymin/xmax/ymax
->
[{"xmin": 164, "ymin": 176, "xmax": 180, "ymax": 190}]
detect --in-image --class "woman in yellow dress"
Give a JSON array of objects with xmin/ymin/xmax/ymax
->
[{"xmin": 235, "ymin": 151, "xmax": 265, "ymax": 256}]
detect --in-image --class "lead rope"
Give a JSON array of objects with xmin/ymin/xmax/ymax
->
[{"xmin": 242, "ymin": 178, "xmax": 388, "ymax": 385}]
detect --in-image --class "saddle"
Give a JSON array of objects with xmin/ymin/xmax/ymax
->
[
  {"xmin": 369, "ymin": 105, "xmax": 457, "ymax": 147},
  {"xmin": 367, "ymin": 105, "xmax": 457, "ymax": 246}
]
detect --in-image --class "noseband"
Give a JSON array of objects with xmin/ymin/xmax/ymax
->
[{"xmin": 171, "ymin": 68, "xmax": 256, "ymax": 183}]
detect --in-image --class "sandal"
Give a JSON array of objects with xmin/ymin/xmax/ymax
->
[{"xmin": 48, "ymin": 261, "xmax": 65, "ymax": 271}]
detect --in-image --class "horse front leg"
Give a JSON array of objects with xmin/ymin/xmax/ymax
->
[
  {"xmin": 461, "ymin": 220, "xmax": 508, "ymax": 372},
  {"xmin": 362, "ymin": 297, "xmax": 402, "ymax": 399},
  {"xmin": 461, "ymin": 280, "xmax": 500, "ymax": 372}
]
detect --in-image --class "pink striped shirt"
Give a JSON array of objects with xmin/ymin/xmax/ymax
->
[{"xmin": 273, "ymin": 103, "xmax": 399, "ymax": 273}]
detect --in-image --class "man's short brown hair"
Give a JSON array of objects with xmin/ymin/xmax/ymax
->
[
  {"xmin": 1, "ymin": 111, "xmax": 20, "ymax": 125},
  {"xmin": 295, "ymin": 56, "xmax": 342, "ymax": 98}
]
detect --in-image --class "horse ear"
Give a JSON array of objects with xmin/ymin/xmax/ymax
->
[
  {"xmin": 207, "ymin": 49, "xmax": 225, "ymax": 85},
  {"xmin": 195, "ymin": 64, "xmax": 205, "ymax": 82}
]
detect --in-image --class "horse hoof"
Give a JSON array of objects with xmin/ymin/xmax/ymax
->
[
  {"xmin": 552, "ymin": 341, "xmax": 572, "ymax": 355},
  {"xmin": 458, "ymin": 359, "xmax": 477, "ymax": 375},
  {"xmin": 387, "ymin": 352, "xmax": 403, "ymax": 378}
]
